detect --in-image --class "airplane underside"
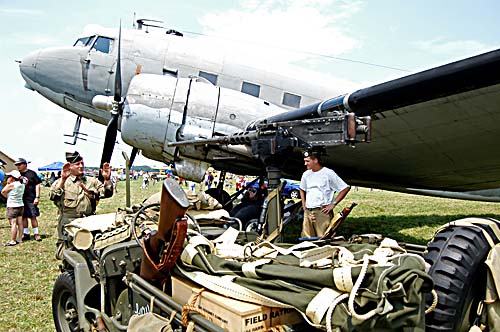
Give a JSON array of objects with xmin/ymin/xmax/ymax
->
[{"xmin": 283, "ymin": 83, "xmax": 500, "ymax": 201}]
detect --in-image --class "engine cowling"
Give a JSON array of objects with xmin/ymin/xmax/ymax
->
[
  {"xmin": 120, "ymin": 73, "xmax": 286, "ymax": 178},
  {"xmin": 172, "ymin": 157, "xmax": 210, "ymax": 183}
]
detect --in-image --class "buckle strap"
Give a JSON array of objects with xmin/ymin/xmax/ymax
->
[
  {"xmin": 241, "ymin": 259, "xmax": 271, "ymax": 278},
  {"xmin": 306, "ymin": 288, "xmax": 344, "ymax": 324},
  {"xmin": 157, "ymin": 217, "xmax": 188, "ymax": 271},
  {"xmin": 333, "ymin": 266, "xmax": 354, "ymax": 292}
]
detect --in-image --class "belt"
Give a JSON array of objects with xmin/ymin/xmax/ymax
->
[{"xmin": 307, "ymin": 207, "xmax": 323, "ymax": 211}]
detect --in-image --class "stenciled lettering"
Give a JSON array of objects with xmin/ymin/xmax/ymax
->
[{"xmin": 134, "ymin": 302, "xmax": 150, "ymax": 315}]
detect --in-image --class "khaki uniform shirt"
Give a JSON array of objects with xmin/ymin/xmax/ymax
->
[{"xmin": 50, "ymin": 175, "xmax": 113, "ymax": 240}]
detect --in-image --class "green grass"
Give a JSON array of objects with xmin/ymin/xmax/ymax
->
[{"xmin": 0, "ymin": 182, "xmax": 499, "ymax": 331}]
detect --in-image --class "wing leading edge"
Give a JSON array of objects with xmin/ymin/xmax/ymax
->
[{"xmin": 259, "ymin": 49, "xmax": 500, "ymax": 200}]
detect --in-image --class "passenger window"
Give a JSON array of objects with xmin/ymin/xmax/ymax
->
[
  {"xmin": 91, "ymin": 36, "xmax": 114, "ymax": 54},
  {"xmin": 242, "ymin": 81, "xmax": 260, "ymax": 97},
  {"xmin": 199, "ymin": 71, "xmax": 218, "ymax": 85},
  {"xmin": 282, "ymin": 92, "xmax": 301, "ymax": 108}
]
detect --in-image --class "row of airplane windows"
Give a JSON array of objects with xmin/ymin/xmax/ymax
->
[
  {"xmin": 198, "ymin": 71, "xmax": 302, "ymax": 108},
  {"xmin": 74, "ymin": 37, "xmax": 302, "ymax": 108}
]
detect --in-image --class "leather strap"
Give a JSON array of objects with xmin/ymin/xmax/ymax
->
[
  {"xmin": 140, "ymin": 179, "xmax": 190, "ymax": 284},
  {"xmin": 158, "ymin": 217, "xmax": 188, "ymax": 272}
]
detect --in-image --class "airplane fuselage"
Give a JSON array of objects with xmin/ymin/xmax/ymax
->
[
  {"xmin": 19, "ymin": 24, "xmax": 500, "ymax": 201},
  {"xmin": 19, "ymin": 25, "xmax": 337, "ymax": 127}
]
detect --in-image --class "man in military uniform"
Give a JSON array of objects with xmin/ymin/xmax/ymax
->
[{"xmin": 49, "ymin": 151, "xmax": 113, "ymax": 259}]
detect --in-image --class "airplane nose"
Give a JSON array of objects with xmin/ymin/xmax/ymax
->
[{"xmin": 19, "ymin": 49, "xmax": 40, "ymax": 89}]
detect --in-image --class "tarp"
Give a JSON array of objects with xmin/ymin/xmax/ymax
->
[{"xmin": 38, "ymin": 161, "xmax": 64, "ymax": 171}]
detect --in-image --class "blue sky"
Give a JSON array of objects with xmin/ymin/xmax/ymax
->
[{"xmin": 1, "ymin": 0, "xmax": 499, "ymax": 169}]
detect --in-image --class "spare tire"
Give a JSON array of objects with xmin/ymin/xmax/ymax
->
[{"xmin": 424, "ymin": 225, "xmax": 490, "ymax": 332}]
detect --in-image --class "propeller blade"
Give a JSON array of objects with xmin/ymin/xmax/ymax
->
[
  {"xmin": 100, "ymin": 114, "xmax": 119, "ymax": 166},
  {"xmin": 129, "ymin": 147, "xmax": 138, "ymax": 168},
  {"xmin": 114, "ymin": 23, "xmax": 122, "ymax": 102},
  {"xmin": 99, "ymin": 21, "xmax": 123, "ymax": 175}
]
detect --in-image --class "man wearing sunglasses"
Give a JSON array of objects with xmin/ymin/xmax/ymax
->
[{"xmin": 230, "ymin": 186, "xmax": 264, "ymax": 226}]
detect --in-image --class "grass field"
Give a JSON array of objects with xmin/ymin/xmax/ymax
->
[{"xmin": 0, "ymin": 180, "xmax": 499, "ymax": 331}]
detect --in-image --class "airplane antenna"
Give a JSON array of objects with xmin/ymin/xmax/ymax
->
[
  {"xmin": 136, "ymin": 18, "xmax": 164, "ymax": 32},
  {"xmin": 133, "ymin": 12, "xmax": 136, "ymax": 29}
]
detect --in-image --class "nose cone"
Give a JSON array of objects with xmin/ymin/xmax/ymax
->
[{"xmin": 19, "ymin": 49, "xmax": 40, "ymax": 89}]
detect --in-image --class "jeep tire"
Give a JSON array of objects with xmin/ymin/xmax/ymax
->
[
  {"xmin": 52, "ymin": 271, "xmax": 79, "ymax": 332},
  {"xmin": 424, "ymin": 225, "xmax": 490, "ymax": 332}
]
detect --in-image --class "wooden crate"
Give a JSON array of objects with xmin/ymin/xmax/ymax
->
[{"xmin": 171, "ymin": 276, "xmax": 303, "ymax": 332}]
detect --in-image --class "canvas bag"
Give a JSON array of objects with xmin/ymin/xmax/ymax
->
[{"xmin": 175, "ymin": 233, "xmax": 434, "ymax": 331}]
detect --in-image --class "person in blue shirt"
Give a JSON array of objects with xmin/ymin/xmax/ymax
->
[{"xmin": 0, "ymin": 167, "xmax": 4, "ymax": 191}]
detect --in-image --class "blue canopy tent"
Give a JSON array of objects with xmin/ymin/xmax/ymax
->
[{"xmin": 38, "ymin": 161, "xmax": 64, "ymax": 171}]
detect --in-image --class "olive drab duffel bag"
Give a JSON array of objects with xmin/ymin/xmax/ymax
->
[{"xmin": 174, "ymin": 228, "xmax": 434, "ymax": 331}]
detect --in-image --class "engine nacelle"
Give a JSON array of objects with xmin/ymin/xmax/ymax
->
[
  {"xmin": 173, "ymin": 157, "xmax": 210, "ymax": 183},
  {"xmin": 120, "ymin": 73, "xmax": 286, "ymax": 177},
  {"xmin": 92, "ymin": 95, "xmax": 114, "ymax": 111}
]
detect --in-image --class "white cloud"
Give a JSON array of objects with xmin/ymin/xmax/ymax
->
[
  {"xmin": 0, "ymin": 8, "xmax": 43, "ymax": 16},
  {"xmin": 412, "ymin": 37, "xmax": 494, "ymax": 58},
  {"xmin": 197, "ymin": 0, "xmax": 361, "ymax": 66},
  {"xmin": 7, "ymin": 34, "xmax": 60, "ymax": 46}
]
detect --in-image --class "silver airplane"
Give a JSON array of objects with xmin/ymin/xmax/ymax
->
[{"xmin": 19, "ymin": 22, "xmax": 500, "ymax": 201}]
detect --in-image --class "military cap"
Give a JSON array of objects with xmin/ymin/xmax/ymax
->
[
  {"xmin": 14, "ymin": 158, "xmax": 30, "ymax": 165},
  {"xmin": 66, "ymin": 151, "xmax": 83, "ymax": 163},
  {"xmin": 303, "ymin": 149, "xmax": 320, "ymax": 158}
]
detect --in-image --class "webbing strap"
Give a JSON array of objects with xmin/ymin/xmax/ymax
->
[
  {"xmin": 306, "ymin": 288, "xmax": 344, "ymax": 324},
  {"xmin": 212, "ymin": 225, "xmax": 239, "ymax": 244},
  {"xmin": 295, "ymin": 245, "xmax": 355, "ymax": 268},
  {"xmin": 189, "ymin": 235, "xmax": 215, "ymax": 252},
  {"xmin": 181, "ymin": 244, "xmax": 199, "ymax": 266},
  {"xmin": 176, "ymin": 266, "xmax": 291, "ymax": 308},
  {"xmin": 241, "ymin": 259, "xmax": 271, "ymax": 278},
  {"xmin": 249, "ymin": 240, "xmax": 315, "ymax": 259},
  {"xmin": 333, "ymin": 266, "xmax": 354, "ymax": 292}
]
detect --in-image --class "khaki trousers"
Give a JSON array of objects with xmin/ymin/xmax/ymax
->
[{"xmin": 301, "ymin": 207, "xmax": 333, "ymax": 238}]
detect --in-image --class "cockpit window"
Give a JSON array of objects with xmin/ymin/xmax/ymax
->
[
  {"xmin": 73, "ymin": 35, "xmax": 96, "ymax": 47},
  {"xmin": 74, "ymin": 36, "xmax": 89, "ymax": 47},
  {"xmin": 91, "ymin": 36, "xmax": 114, "ymax": 54}
]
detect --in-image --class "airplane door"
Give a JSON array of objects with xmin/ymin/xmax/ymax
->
[{"xmin": 85, "ymin": 36, "xmax": 116, "ymax": 96}]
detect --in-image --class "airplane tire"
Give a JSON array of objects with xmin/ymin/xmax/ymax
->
[
  {"xmin": 245, "ymin": 219, "xmax": 260, "ymax": 233},
  {"xmin": 424, "ymin": 225, "xmax": 490, "ymax": 332},
  {"xmin": 52, "ymin": 271, "xmax": 80, "ymax": 332}
]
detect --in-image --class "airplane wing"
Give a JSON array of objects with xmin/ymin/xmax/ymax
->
[{"xmin": 255, "ymin": 49, "xmax": 500, "ymax": 200}]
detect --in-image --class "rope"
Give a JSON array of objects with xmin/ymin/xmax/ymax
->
[
  {"xmin": 181, "ymin": 288, "xmax": 212, "ymax": 327},
  {"xmin": 348, "ymin": 254, "xmax": 383, "ymax": 321},
  {"xmin": 326, "ymin": 293, "xmax": 349, "ymax": 332},
  {"xmin": 425, "ymin": 289, "xmax": 439, "ymax": 314}
]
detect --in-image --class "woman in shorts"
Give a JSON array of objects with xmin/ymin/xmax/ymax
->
[{"xmin": 1, "ymin": 170, "xmax": 25, "ymax": 246}]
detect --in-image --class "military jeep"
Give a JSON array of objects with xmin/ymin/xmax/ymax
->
[{"xmin": 52, "ymin": 178, "xmax": 500, "ymax": 332}]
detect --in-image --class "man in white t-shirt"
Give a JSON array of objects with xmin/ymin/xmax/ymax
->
[{"xmin": 300, "ymin": 150, "xmax": 350, "ymax": 238}]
